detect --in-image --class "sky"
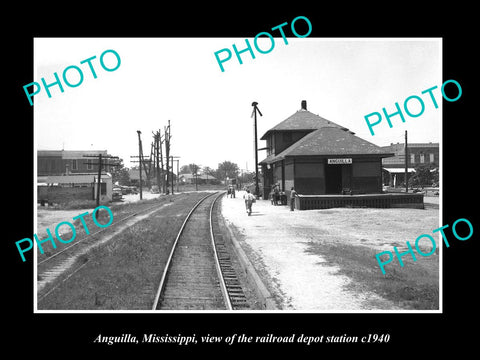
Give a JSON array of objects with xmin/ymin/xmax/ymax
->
[{"xmin": 34, "ymin": 37, "xmax": 442, "ymax": 173}]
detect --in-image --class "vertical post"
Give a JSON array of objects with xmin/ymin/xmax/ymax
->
[
  {"xmin": 165, "ymin": 121, "xmax": 170, "ymax": 194},
  {"xmin": 170, "ymin": 155, "xmax": 174, "ymax": 195},
  {"xmin": 96, "ymin": 153, "xmax": 102, "ymax": 207},
  {"xmin": 155, "ymin": 131, "xmax": 161, "ymax": 193},
  {"xmin": 137, "ymin": 130, "xmax": 143, "ymax": 200},
  {"xmin": 251, "ymin": 102, "xmax": 262, "ymax": 197},
  {"xmin": 169, "ymin": 121, "xmax": 172, "ymax": 193},
  {"xmin": 177, "ymin": 160, "xmax": 180, "ymax": 192},
  {"xmin": 254, "ymin": 111, "xmax": 259, "ymax": 197},
  {"xmin": 405, "ymin": 130, "xmax": 408, "ymax": 193},
  {"xmin": 195, "ymin": 165, "xmax": 198, "ymax": 191},
  {"xmin": 159, "ymin": 129, "xmax": 164, "ymax": 193}
]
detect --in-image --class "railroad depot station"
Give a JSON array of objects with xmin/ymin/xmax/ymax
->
[{"xmin": 259, "ymin": 101, "xmax": 425, "ymax": 209}]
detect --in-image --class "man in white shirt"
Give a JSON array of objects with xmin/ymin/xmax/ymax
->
[{"xmin": 243, "ymin": 189, "xmax": 255, "ymax": 216}]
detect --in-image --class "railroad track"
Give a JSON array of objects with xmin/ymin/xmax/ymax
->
[
  {"xmin": 153, "ymin": 192, "xmax": 248, "ymax": 310},
  {"xmin": 37, "ymin": 200, "xmax": 173, "ymax": 303}
]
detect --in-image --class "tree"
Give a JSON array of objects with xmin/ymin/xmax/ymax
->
[
  {"xmin": 109, "ymin": 158, "xmax": 130, "ymax": 185},
  {"xmin": 408, "ymin": 164, "xmax": 437, "ymax": 187},
  {"xmin": 203, "ymin": 166, "xmax": 215, "ymax": 177},
  {"xmin": 216, "ymin": 161, "xmax": 239, "ymax": 181},
  {"xmin": 190, "ymin": 163, "xmax": 200, "ymax": 175},
  {"xmin": 240, "ymin": 170, "xmax": 255, "ymax": 184},
  {"xmin": 180, "ymin": 164, "xmax": 201, "ymax": 175},
  {"xmin": 180, "ymin": 164, "xmax": 192, "ymax": 174}
]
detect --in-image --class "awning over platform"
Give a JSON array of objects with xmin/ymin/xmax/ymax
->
[{"xmin": 383, "ymin": 167, "xmax": 415, "ymax": 173}]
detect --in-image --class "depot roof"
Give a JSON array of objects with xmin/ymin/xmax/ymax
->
[
  {"xmin": 260, "ymin": 108, "xmax": 352, "ymax": 140},
  {"xmin": 260, "ymin": 127, "xmax": 394, "ymax": 164}
]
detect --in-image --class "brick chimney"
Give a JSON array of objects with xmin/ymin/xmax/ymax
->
[{"xmin": 301, "ymin": 100, "xmax": 307, "ymax": 110}]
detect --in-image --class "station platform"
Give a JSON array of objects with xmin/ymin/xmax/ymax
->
[{"xmin": 219, "ymin": 190, "xmax": 427, "ymax": 311}]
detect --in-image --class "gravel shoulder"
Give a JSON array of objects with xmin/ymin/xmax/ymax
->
[{"xmin": 221, "ymin": 191, "xmax": 440, "ymax": 311}]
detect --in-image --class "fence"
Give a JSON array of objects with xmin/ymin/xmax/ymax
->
[
  {"xmin": 295, "ymin": 193, "xmax": 424, "ymax": 210},
  {"xmin": 38, "ymin": 185, "xmax": 96, "ymax": 204}
]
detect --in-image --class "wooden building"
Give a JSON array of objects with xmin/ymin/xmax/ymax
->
[{"xmin": 259, "ymin": 100, "xmax": 395, "ymax": 201}]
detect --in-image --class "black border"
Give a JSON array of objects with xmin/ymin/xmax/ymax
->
[{"xmin": 6, "ymin": 5, "xmax": 477, "ymax": 355}]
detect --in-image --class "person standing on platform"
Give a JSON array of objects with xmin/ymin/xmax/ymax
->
[
  {"xmin": 243, "ymin": 189, "xmax": 255, "ymax": 215},
  {"xmin": 273, "ymin": 184, "xmax": 280, "ymax": 206},
  {"xmin": 290, "ymin": 187, "xmax": 298, "ymax": 211}
]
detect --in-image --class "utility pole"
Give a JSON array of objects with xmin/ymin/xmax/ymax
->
[
  {"xmin": 164, "ymin": 156, "xmax": 180, "ymax": 193},
  {"xmin": 251, "ymin": 102, "xmax": 262, "ymax": 197},
  {"xmin": 164, "ymin": 120, "xmax": 171, "ymax": 194},
  {"xmin": 176, "ymin": 158, "xmax": 179, "ymax": 192},
  {"xmin": 405, "ymin": 130, "xmax": 408, "ymax": 193},
  {"xmin": 158, "ymin": 129, "xmax": 165, "ymax": 193},
  {"xmin": 170, "ymin": 155, "xmax": 175, "ymax": 195},
  {"xmin": 137, "ymin": 130, "xmax": 144, "ymax": 199},
  {"xmin": 83, "ymin": 153, "xmax": 120, "ymax": 207},
  {"xmin": 97, "ymin": 154, "xmax": 102, "ymax": 204},
  {"xmin": 192, "ymin": 163, "xmax": 198, "ymax": 191},
  {"xmin": 148, "ymin": 142, "xmax": 155, "ymax": 180},
  {"xmin": 153, "ymin": 130, "xmax": 162, "ymax": 193}
]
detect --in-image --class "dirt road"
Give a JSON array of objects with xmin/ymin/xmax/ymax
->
[{"xmin": 221, "ymin": 191, "xmax": 439, "ymax": 311}]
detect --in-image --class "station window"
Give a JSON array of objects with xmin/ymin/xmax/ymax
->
[
  {"xmin": 420, "ymin": 154, "xmax": 425, "ymax": 163},
  {"xmin": 87, "ymin": 159, "xmax": 93, "ymax": 170},
  {"xmin": 429, "ymin": 153, "xmax": 434, "ymax": 162},
  {"xmin": 410, "ymin": 153, "xmax": 415, "ymax": 163},
  {"xmin": 72, "ymin": 159, "xmax": 77, "ymax": 170}
]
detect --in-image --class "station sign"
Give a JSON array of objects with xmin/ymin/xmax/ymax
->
[{"xmin": 327, "ymin": 158, "xmax": 352, "ymax": 165}]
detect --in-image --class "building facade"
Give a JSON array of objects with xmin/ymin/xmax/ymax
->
[
  {"xmin": 37, "ymin": 150, "xmax": 115, "ymax": 176},
  {"xmin": 259, "ymin": 101, "xmax": 394, "ymax": 199},
  {"xmin": 37, "ymin": 150, "xmax": 115, "ymax": 204},
  {"xmin": 381, "ymin": 142, "xmax": 439, "ymax": 187},
  {"xmin": 38, "ymin": 173, "xmax": 113, "ymax": 203}
]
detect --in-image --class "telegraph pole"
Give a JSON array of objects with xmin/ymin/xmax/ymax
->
[
  {"xmin": 97, "ymin": 154, "xmax": 102, "ymax": 204},
  {"xmin": 170, "ymin": 155, "xmax": 175, "ymax": 194},
  {"xmin": 137, "ymin": 130, "xmax": 144, "ymax": 199},
  {"xmin": 158, "ymin": 129, "xmax": 165, "ymax": 193},
  {"xmin": 164, "ymin": 120, "xmax": 171, "ymax": 194},
  {"xmin": 405, "ymin": 130, "xmax": 408, "ymax": 193},
  {"xmin": 153, "ymin": 130, "xmax": 162, "ymax": 192},
  {"xmin": 83, "ymin": 153, "xmax": 120, "ymax": 207},
  {"xmin": 163, "ymin": 156, "xmax": 180, "ymax": 192},
  {"xmin": 176, "ymin": 158, "xmax": 179, "ymax": 192},
  {"xmin": 251, "ymin": 102, "xmax": 262, "ymax": 197}
]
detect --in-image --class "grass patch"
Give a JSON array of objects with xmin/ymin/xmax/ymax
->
[
  {"xmin": 36, "ymin": 195, "xmax": 173, "ymax": 259},
  {"xmin": 37, "ymin": 192, "xmax": 211, "ymax": 310},
  {"xmin": 305, "ymin": 241, "xmax": 439, "ymax": 310}
]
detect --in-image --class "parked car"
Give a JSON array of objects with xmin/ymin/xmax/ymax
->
[
  {"xmin": 112, "ymin": 187, "xmax": 123, "ymax": 201},
  {"xmin": 128, "ymin": 186, "xmax": 139, "ymax": 194}
]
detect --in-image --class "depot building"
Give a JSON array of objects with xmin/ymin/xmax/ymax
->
[{"xmin": 259, "ymin": 100, "xmax": 395, "ymax": 200}]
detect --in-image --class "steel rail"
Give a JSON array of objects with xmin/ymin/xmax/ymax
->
[
  {"xmin": 151, "ymin": 192, "xmax": 219, "ymax": 310},
  {"xmin": 37, "ymin": 201, "xmax": 168, "ymax": 266},
  {"xmin": 209, "ymin": 192, "xmax": 233, "ymax": 310}
]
